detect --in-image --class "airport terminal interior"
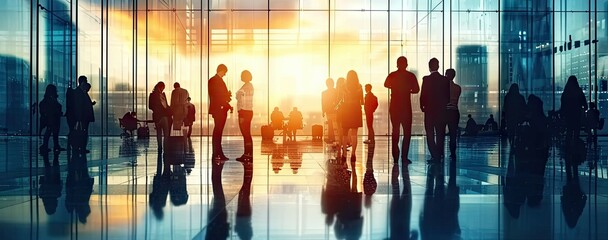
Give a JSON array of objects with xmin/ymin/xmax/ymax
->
[{"xmin": 1, "ymin": 0, "xmax": 608, "ymax": 239}]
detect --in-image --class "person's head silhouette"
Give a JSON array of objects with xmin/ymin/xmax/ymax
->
[
  {"xmin": 490, "ymin": 114, "xmax": 494, "ymax": 119},
  {"xmin": 508, "ymin": 83, "xmax": 520, "ymax": 94},
  {"xmin": 397, "ymin": 56, "xmax": 408, "ymax": 70},
  {"xmin": 241, "ymin": 70, "xmax": 252, "ymax": 82},
  {"xmin": 78, "ymin": 75, "xmax": 88, "ymax": 86},
  {"xmin": 428, "ymin": 58, "xmax": 439, "ymax": 72},
  {"xmin": 346, "ymin": 70, "xmax": 360, "ymax": 91},
  {"xmin": 293, "ymin": 107, "xmax": 298, "ymax": 112},
  {"xmin": 468, "ymin": 114, "xmax": 472, "ymax": 119},
  {"xmin": 174, "ymin": 82, "xmax": 180, "ymax": 89},
  {"xmin": 446, "ymin": 68, "xmax": 456, "ymax": 81},
  {"xmin": 274, "ymin": 107, "xmax": 279, "ymax": 112},
  {"xmin": 326, "ymin": 78, "xmax": 334, "ymax": 89},
  {"xmin": 154, "ymin": 81, "xmax": 165, "ymax": 92},
  {"xmin": 365, "ymin": 84, "xmax": 372, "ymax": 93},
  {"xmin": 81, "ymin": 82, "xmax": 91, "ymax": 92},
  {"xmin": 44, "ymin": 84, "xmax": 58, "ymax": 99},
  {"xmin": 217, "ymin": 64, "xmax": 228, "ymax": 77}
]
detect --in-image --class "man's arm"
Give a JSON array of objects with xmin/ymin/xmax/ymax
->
[
  {"xmin": 410, "ymin": 73, "xmax": 420, "ymax": 94},
  {"xmin": 384, "ymin": 73, "xmax": 392, "ymax": 89},
  {"xmin": 419, "ymin": 77, "xmax": 426, "ymax": 112}
]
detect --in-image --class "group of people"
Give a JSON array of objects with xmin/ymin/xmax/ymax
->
[
  {"xmin": 148, "ymin": 82, "xmax": 197, "ymax": 147},
  {"xmin": 39, "ymin": 75, "xmax": 95, "ymax": 154},
  {"xmin": 382, "ymin": 57, "xmax": 462, "ymax": 165},
  {"xmin": 270, "ymin": 107, "xmax": 303, "ymax": 141}
]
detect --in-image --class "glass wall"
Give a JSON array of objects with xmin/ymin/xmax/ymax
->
[{"xmin": 1, "ymin": 0, "xmax": 606, "ymax": 136}]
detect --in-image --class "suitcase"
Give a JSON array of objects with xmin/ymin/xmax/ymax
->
[
  {"xmin": 261, "ymin": 125, "xmax": 274, "ymax": 141},
  {"xmin": 164, "ymin": 129, "xmax": 186, "ymax": 165},
  {"xmin": 137, "ymin": 124, "xmax": 150, "ymax": 139},
  {"xmin": 312, "ymin": 124, "xmax": 323, "ymax": 141}
]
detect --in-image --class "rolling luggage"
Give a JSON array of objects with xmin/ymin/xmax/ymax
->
[
  {"xmin": 312, "ymin": 125, "xmax": 323, "ymax": 141},
  {"xmin": 137, "ymin": 124, "xmax": 150, "ymax": 139},
  {"xmin": 164, "ymin": 129, "xmax": 186, "ymax": 165}
]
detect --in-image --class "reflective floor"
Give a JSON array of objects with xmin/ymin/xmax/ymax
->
[{"xmin": 0, "ymin": 135, "xmax": 607, "ymax": 239}]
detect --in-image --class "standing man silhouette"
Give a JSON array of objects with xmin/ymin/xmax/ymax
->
[
  {"xmin": 208, "ymin": 64, "xmax": 231, "ymax": 161},
  {"xmin": 363, "ymin": 84, "xmax": 378, "ymax": 144},
  {"xmin": 170, "ymin": 82, "xmax": 189, "ymax": 131},
  {"xmin": 322, "ymin": 78, "xmax": 338, "ymax": 144},
  {"xmin": 385, "ymin": 56, "xmax": 419, "ymax": 165},
  {"xmin": 445, "ymin": 69, "xmax": 461, "ymax": 160},
  {"xmin": 420, "ymin": 58, "xmax": 450, "ymax": 163}
]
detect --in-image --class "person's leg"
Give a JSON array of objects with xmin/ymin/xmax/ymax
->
[
  {"xmin": 52, "ymin": 125, "xmax": 61, "ymax": 150},
  {"xmin": 217, "ymin": 112, "xmax": 228, "ymax": 157},
  {"xmin": 212, "ymin": 114, "xmax": 221, "ymax": 158},
  {"xmin": 244, "ymin": 111, "xmax": 253, "ymax": 157},
  {"xmin": 436, "ymin": 116, "xmax": 447, "ymax": 161},
  {"xmin": 424, "ymin": 113, "xmax": 436, "ymax": 159},
  {"xmin": 160, "ymin": 117, "xmax": 170, "ymax": 149},
  {"xmin": 82, "ymin": 121, "xmax": 90, "ymax": 151},
  {"xmin": 238, "ymin": 111, "xmax": 247, "ymax": 155},
  {"xmin": 390, "ymin": 113, "xmax": 400, "ymax": 163},
  {"xmin": 447, "ymin": 110, "xmax": 459, "ymax": 158},
  {"xmin": 41, "ymin": 127, "xmax": 51, "ymax": 150},
  {"xmin": 187, "ymin": 125, "xmax": 192, "ymax": 138},
  {"xmin": 350, "ymin": 128, "xmax": 359, "ymax": 161},
  {"xmin": 366, "ymin": 112, "xmax": 374, "ymax": 142},
  {"xmin": 402, "ymin": 114, "xmax": 413, "ymax": 164},
  {"xmin": 327, "ymin": 114, "xmax": 335, "ymax": 142}
]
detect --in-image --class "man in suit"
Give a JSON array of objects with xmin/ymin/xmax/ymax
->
[
  {"xmin": 384, "ymin": 56, "xmax": 420, "ymax": 165},
  {"xmin": 73, "ymin": 80, "xmax": 95, "ymax": 153},
  {"xmin": 420, "ymin": 58, "xmax": 450, "ymax": 163},
  {"xmin": 208, "ymin": 64, "xmax": 231, "ymax": 160}
]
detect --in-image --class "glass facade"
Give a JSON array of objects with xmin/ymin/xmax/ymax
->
[{"xmin": 1, "ymin": 0, "xmax": 607, "ymax": 136}]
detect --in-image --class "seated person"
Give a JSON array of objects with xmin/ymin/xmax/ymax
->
[
  {"xmin": 485, "ymin": 114, "xmax": 498, "ymax": 131},
  {"xmin": 288, "ymin": 107, "xmax": 303, "ymax": 140},
  {"xmin": 271, "ymin": 107, "xmax": 285, "ymax": 130},
  {"xmin": 121, "ymin": 112, "xmax": 138, "ymax": 136},
  {"xmin": 464, "ymin": 114, "xmax": 478, "ymax": 136}
]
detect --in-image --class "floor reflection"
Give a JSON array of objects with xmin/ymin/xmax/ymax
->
[{"xmin": 0, "ymin": 136, "xmax": 606, "ymax": 239}]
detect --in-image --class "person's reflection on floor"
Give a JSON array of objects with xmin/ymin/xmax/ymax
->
[
  {"xmin": 65, "ymin": 151, "xmax": 93, "ymax": 224},
  {"xmin": 363, "ymin": 143, "xmax": 377, "ymax": 209},
  {"xmin": 184, "ymin": 138, "xmax": 195, "ymax": 174},
  {"xmin": 39, "ymin": 151, "xmax": 62, "ymax": 215},
  {"xmin": 206, "ymin": 160, "xmax": 229, "ymax": 240},
  {"xmin": 419, "ymin": 163, "xmax": 461, "ymax": 239},
  {"xmin": 561, "ymin": 142, "xmax": 587, "ymax": 228},
  {"xmin": 170, "ymin": 165, "xmax": 188, "ymax": 206},
  {"xmin": 235, "ymin": 160, "xmax": 254, "ymax": 240},
  {"xmin": 271, "ymin": 145, "xmax": 285, "ymax": 174},
  {"xmin": 288, "ymin": 143, "xmax": 303, "ymax": 174},
  {"xmin": 334, "ymin": 162, "xmax": 363, "ymax": 240},
  {"xmin": 389, "ymin": 164, "xmax": 417, "ymax": 240},
  {"xmin": 149, "ymin": 156, "xmax": 170, "ymax": 220},
  {"xmin": 321, "ymin": 156, "xmax": 352, "ymax": 228}
]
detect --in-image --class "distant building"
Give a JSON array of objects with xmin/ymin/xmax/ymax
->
[{"xmin": 456, "ymin": 45, "xmax": 489, "ymax": 122}]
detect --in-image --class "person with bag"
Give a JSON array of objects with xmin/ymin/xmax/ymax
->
[
  {"xmin": 149, "ymin": 82, "xmax": 172, "ymax": 151},
  {"xmin": 39, "ymin": 84, "xmax": 65, "ymax": 153},
  {"xmin": 170, "ymin": 82, "xmax": 189, "ymax": 131},
  {"xmin": 72, "ymin": 81, "xmax": 95, "ymax": 153},
  {"xmin": 236, "ymin": 70, "xmax": 254, "ymax": 163},
  {"xmin": 363, "ymin": 84, "xmax": 378, "ymax": 144}
]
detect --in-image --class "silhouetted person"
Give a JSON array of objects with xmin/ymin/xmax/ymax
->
[
  {"xmin": 39, "ymin": 84, "xmax": 65, "ymax": 152},
  {"xmin": 185, "ymin": 97, "xmax": 196, "ymax": 137},
  {"xmin": 236, "ymin": 70, "xmax": 254, "ymax": 163},
  {"xmin": 288, "ymin": 107, "xmax": 303, "ymax": 141},
  {"xmin": 66, "ymin": 75, "xmax": 88, "ymax": 137},
  {"xmin": 271, "ymin": 107, "xmax": 285, "ymax": 130},
  {"xmin": 464, "ymin": 114, "xmax": 478, "ymax": 136},
  {"xmin": 363, "ymin": 84, "xmax": 378, "ymax": 144},
  {"xmin": 208, "ymin": 64, "xmax": 231, "ymax": 160},
  {"xmin": 526, "ymin": 94, "xmax": 550, "ymax": 207},
  {"xmin": 561, "ymin": 177, "xmax": 586, "ymax": 228},
  {"xmin": 65, "ymin": 151, "xmax": 93, "ymax": 224},
  {"xmin": 420, "ymin": 58, "xmax": 449, "ymax": 163},
  {"xmin": 586, "ymin": 101, "xmax": 600, "ymax": 145},
  {"xmin": 235, "ymin": 157, "xmax": 254, "ymax": 240},
  {"xmin": 149, "ymin": 154, "xmax": 170, "ymax": 220},
  {"xmin": 288, "ymin": 144, "xmax": 303, "ymax": 174},
  {"xmin": 170, "ymin": 82, "xmax": 189, "ymax": 131},
  {"xmin": 503, "ymin": 83, "xmax": 527, "ymax": 145},
  {"xmin": 149, "ymin": 82, "xmax": 171, "ymax": 151},
  {"xmin": 385, "ymin": 56, "xmax": 420, "ymax": 165},
  {"xmin": 561, "ymin": 76, "xmax": 588, "ymax": 180},
  {"xmin": 39, "ymin": 151, "xmax": 62, "ymax": 215},
  {"xmin": 445, "ymin": 69, "xmax": 461, "ymax": 160},
  {"xmin": 342, "ymin": 70, "xmax": 364, "ymax": 162},
  {"xmin": 72, "ymin": 81, "xmax": 95, "ymax": 153},
  {"xmin": 485, "ymin": 114, "xmax": 498, "ymax": 131},
  {"xmin": 322, "ymin": 78, "xmax": 338, "ymax": 143},
  {"xmin": 335, "ymin": 77, "xmax": 348, "ymax": 155}
]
